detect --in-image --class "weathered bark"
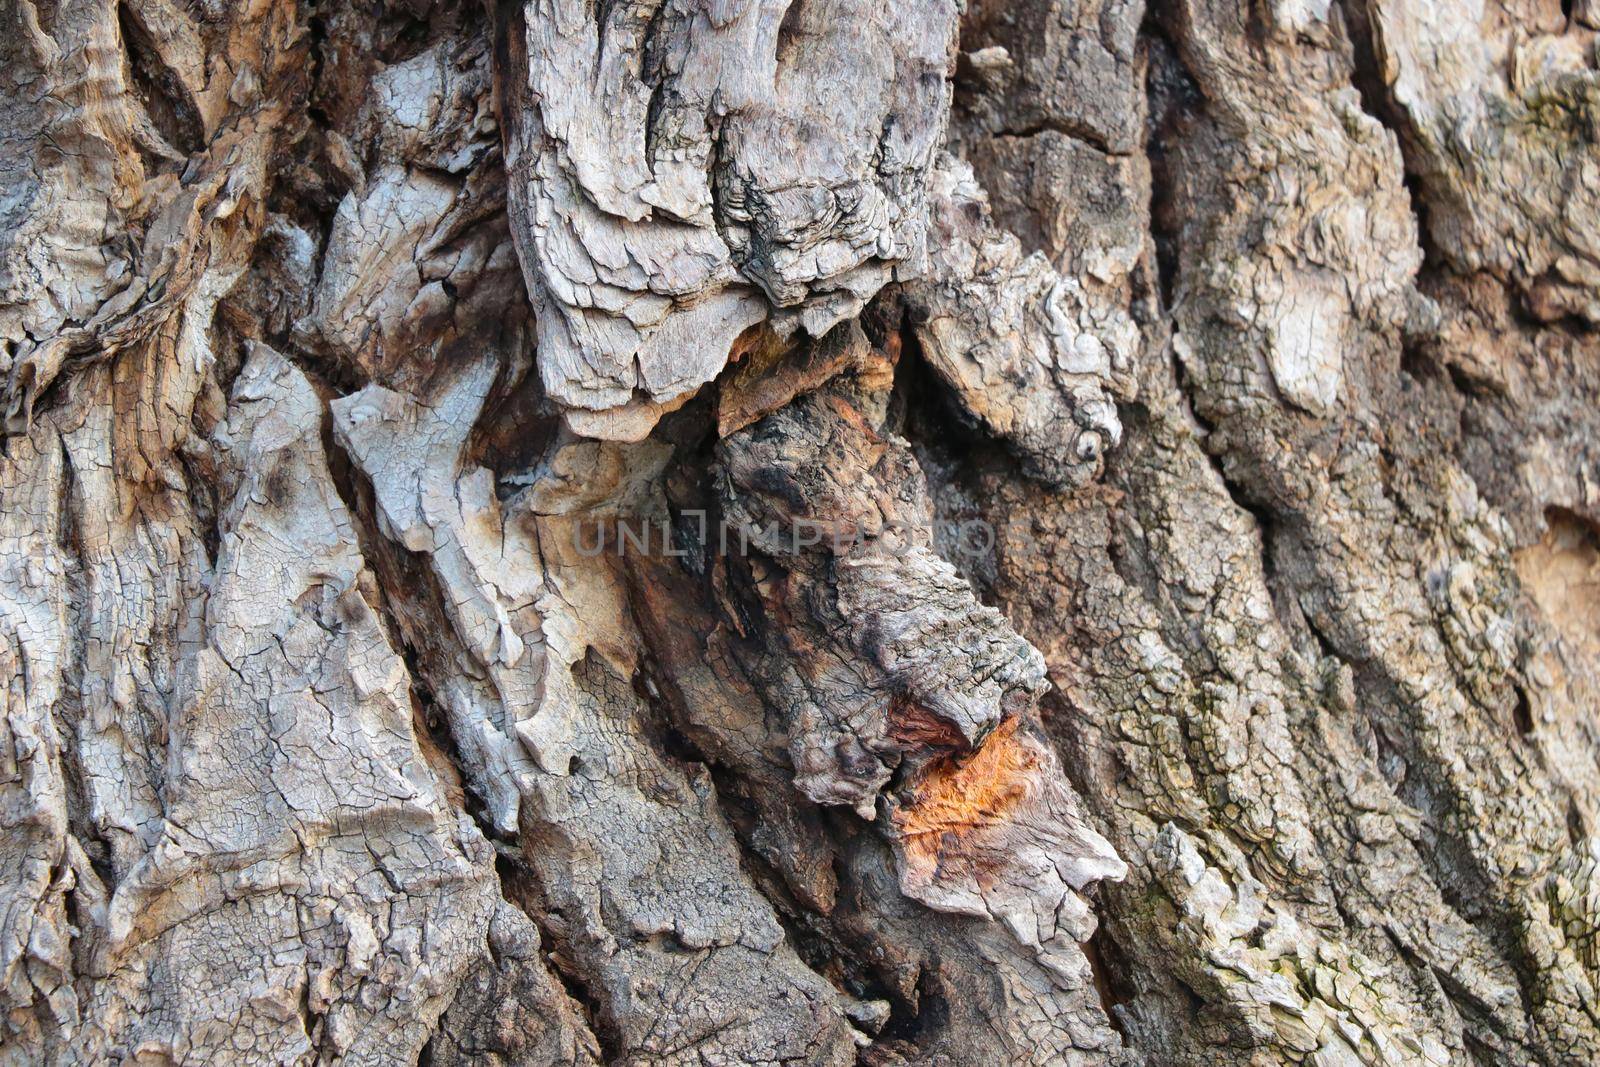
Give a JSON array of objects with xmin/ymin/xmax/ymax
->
[{"xmin": 4, "ymin": 0, "xmax": 1600, "ymax": 1063}]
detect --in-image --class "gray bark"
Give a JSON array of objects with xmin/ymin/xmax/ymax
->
[{"xmin": 3, "ymin": 0, "xmax": 1600, "ymax": 1063}]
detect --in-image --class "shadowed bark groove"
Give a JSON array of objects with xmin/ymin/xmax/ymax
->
[{"xmin": 4, "ymin": 0, "xmax": 1600, "ymax": 1064}]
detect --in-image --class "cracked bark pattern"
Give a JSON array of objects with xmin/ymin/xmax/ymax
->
[{"xmin": 4, "ymin": 0, "xmax": 1600, "ymax": 1064}]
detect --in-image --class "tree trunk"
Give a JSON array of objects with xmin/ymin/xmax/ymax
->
[{"xmin": 4, "ymin": 0, "xmax": 1600, "ymax": 1063}]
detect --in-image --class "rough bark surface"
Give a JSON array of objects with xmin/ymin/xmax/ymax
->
[{"xmin": 3, "ymin": 0, "xmax": 1600, "ymax": 1064}]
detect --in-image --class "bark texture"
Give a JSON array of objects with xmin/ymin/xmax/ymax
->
[{"xmin": 3, "ymin": 0, "xmax": 1600, "ymax": 1063}]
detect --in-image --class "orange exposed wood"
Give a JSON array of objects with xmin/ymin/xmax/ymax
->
[{"xmin": 894, "ymin": 718, "xmax": 1038, "ymax": 843}]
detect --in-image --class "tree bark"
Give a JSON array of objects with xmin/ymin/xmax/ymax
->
[{"xmin": 4, "ymin": 0, "xmax": 1600, "ymax": 1063}]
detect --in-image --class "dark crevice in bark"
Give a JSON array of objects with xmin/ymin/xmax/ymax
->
[
  {"xmin": 31, "ymin": 0, "xmax": 60, "ymax": 35},
  {"xmin": 894, "ymin": 324, "xmax": 1018, "ymax": 601},
  {"xmin": 984, "ymin": 119, "xmax": 1119, "ymax": 157},
  {"xmin": 628, "ymin": 650, "xmax": 718, "ymax": 769},
  {"xmin": 638, "ymin": 0, "xmax": 673, "ymax": 171},
  {"xmin": 303, "ymin": 5, "xmax": 332, "ymax": 121},
  {"xmin": 1507, "ymin": 275, "xmax": 1600, "ymax": 336},
  {"xmin": 1546, "ymin": 502, "xmax": 1600, "ymax": 546},
  {"xmin": 117, "ymin": 2, "xmax": 205, "ymax": 159},
  {"xmin": 1082, "ymin": 924, "xmax": 1132, "ymax": 1038},
  {"xmin": 888, "ymin": 311, "xmax": 952, "ymax": 435},
  {"xmin": 612, "ymin": 452, "xmax": 882, "ymax": 1006},
  {"xmin": 178, "ymin": 451, "xmax": 221, "ymax": 571},
  {"xmin": 873, "ymin": 963, "xmax": 949, "ymax": 1049},
  {"xmin": 623, "ymin": 546, "xmax": 866, "ymax": 971},
  {"xmin": 1398, "ymin": 336, "xmax": 1442, "ymax": 388},
  {"xmin": 497, "ymin": 849, "xmax": 624, "ymax": 1064},
  {"xmin": 775, "ymin": 0, "xmax": 808, "ymax": 69},
  {"xmin": 52, "ymin": 441, "xmax": 116, "ymax": 913},
  {"xmin": 323, "ymin": 410, "xmax": 518, "ymax": 846},
  {"xmin": 1567, "ymin": 796, "xmax": 1587, "ymax": 848},
  {"xmin": 1380, "ymin": 923, "xmax": 1522, "ymax": 1064},
  {"xmin": 1143, "ymin": 21, "xmax": 1203, "ymax": 314},
  {"xmin": 692, "ymin": 767, "xmax": 912, "ymax": 1039},
  {"xmin": 1337, "ymin": 0, "xmax": 1452, "ymax": 299},
  {"xmin": 469, "ymin": 358, "xmax": 560, "ymax": 481},
  {"xmin": 1513, "ymin": 685, "xmax": 1536, "ymax": 736},
  {"xmin": 52, "ymin": 441, "xmax": 116, "ymax": 1002},
  {"xmin": 277, "ymin": 336, "xmax": 370, "ymax": 400},
  {"xmin": 1463, "ymin": 1029, "xmax": 1505, "ymax": 1067},
  {"xmin": 1163, "ymin": 332, "xmax": 1283, "ymax": 610},
  {"xmin": 287, "ymin": 30, "xmax": 361, "ymax": 250},
  {"xmin": 372, "ymin": 5, "xmax": 442, "ymax": 66},
  {"xmin": 9, "ymin": 350, "xmax": 79, "ymax": 441}
]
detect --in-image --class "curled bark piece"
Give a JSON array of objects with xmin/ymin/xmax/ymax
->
[
  {"xmin": 495, "ymin": 0, "xmax": 959, "ymax": 437},
  {"xmin": 714, "ymin": 345, "xmax": 1126, "ymax": 1033},
  {"xmin": 1361, "ymin": 0, "xmax": 1600, "ymax": 321},
  {"xmin": 903, "ymin": 154, "xmax": 1138, "ymax": 488},
  {"xmin": 2, "ymin": 0, "xmax": 302, "ymax": 432},
  {"xmin": 305, "ymin": 32, "xmax": 521, "ymax": 390}
]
